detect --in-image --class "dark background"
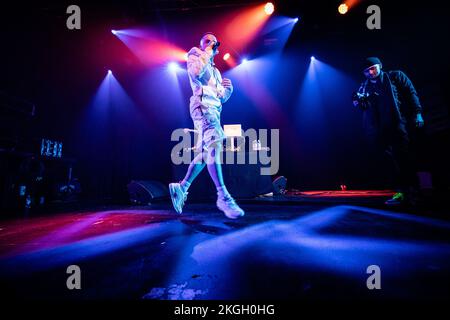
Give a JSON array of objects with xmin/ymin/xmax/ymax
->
[{"xmin": 1, "ymin": 0, "xmax": 449, "ymax": 206}]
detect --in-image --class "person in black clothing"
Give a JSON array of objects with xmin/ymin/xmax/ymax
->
[{"xmin": 353, "ymin": 57, "xmax": 425, "ymax": 205}]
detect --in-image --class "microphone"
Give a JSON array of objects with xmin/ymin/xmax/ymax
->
[{"xmin": 212, "ymin": 41, "xmax": 220, "ymax": 51}]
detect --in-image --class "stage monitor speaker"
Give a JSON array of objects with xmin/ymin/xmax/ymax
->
[
  {"xmin": 127, "ymin": 180, "xmax": 169, "ymax": 205},
  {"xmin": 273, "ymin": 176, "xmax": 287, "ymax": 195}
]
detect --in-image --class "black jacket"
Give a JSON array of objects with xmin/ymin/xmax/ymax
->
[{"xmin": 356, "ymin": 70, "xmax": 423, "ymax": 136}]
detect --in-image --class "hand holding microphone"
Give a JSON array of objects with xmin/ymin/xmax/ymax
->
[
  {"xmin": 205, "ymin": 40, "xmax": 220, "ymax": 57},
  {"xmin": 212, "ymin": 40, "xmax": 220, "ymax": 51}
]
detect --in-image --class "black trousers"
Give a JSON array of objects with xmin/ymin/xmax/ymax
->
[{"xmin": 367, "ymin": 127, "xmax": 416, "ymax": 192}]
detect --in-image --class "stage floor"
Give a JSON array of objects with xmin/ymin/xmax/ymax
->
[{"xmin": 1, "ymin": 191, "xmax": 450, "ymax": 301}]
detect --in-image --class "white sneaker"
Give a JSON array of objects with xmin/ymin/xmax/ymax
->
[
  {"xmin": 169, "ymin": 183, "xmax": 188, "ymax": 214},
  {"xmin": 217, "ymin": 196, "xmax": 245, "ymax": 219}
]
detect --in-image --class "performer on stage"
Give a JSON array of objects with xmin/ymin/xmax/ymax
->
[
  {"xmin": 169, "ymin": 33, "xmax": 245, "ymax": 219},
  {"xmin": 353, "ymin": 57, "xmax": 425, "ymax": 205}
]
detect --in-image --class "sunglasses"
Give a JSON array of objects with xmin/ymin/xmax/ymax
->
[{"xmin": 203, "ymin": 38, "xmax": 220, "ymax": 48}]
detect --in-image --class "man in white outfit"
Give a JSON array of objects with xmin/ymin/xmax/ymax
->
[{"xmin": 169, "ymin": 33, "xmax": 245, "ymax": 219}]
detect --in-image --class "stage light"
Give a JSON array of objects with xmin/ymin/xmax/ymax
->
[
  {"xmin": 338, "ymin": 3, "xmax": 348, "ymax": 15},
  {"xmin": 111, "ymin": 30, "xmax": 117, "ymax": 35},
  {"xmin": 264, "ymin": 2, "xmax": 275, "ymax": 15},
  {"xmin": 311, "ymin": 56, "xmax": 315, "ymax": 61},
  {"xmin": 183, "ymin": 52, "xmax": 189, "ymax": 61},
  {"xmin": 168, "ymin": 62, "xmax": 180, "ymax": 73},
  {"xmin": 108, "ymin": 69, "xmax": 112, "ymax": 75},
  {"xmin": 241, "ymin": 58, "xmax": 248, "ymax": 65},
  {"xmin": 223, "ymin": 53, "xmax": 231, "ymax": 61},
  {"xmin": 293, "ymin": 17, "xmax": 299, "ymax": 23}
]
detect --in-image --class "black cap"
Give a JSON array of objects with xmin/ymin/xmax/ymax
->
[{"xmin": 363, "ymin": 57, "xmax": 382, "ymax": 70}]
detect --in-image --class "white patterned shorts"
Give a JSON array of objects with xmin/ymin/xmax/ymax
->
[{"xmin": 191, "ymin": 106, "xmax": 226, "ymax": 151}]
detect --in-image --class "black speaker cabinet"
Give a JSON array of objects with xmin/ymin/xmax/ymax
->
[{"xmin": 127, "ymin": 180, "xmax": 169, "ymax": 205}]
